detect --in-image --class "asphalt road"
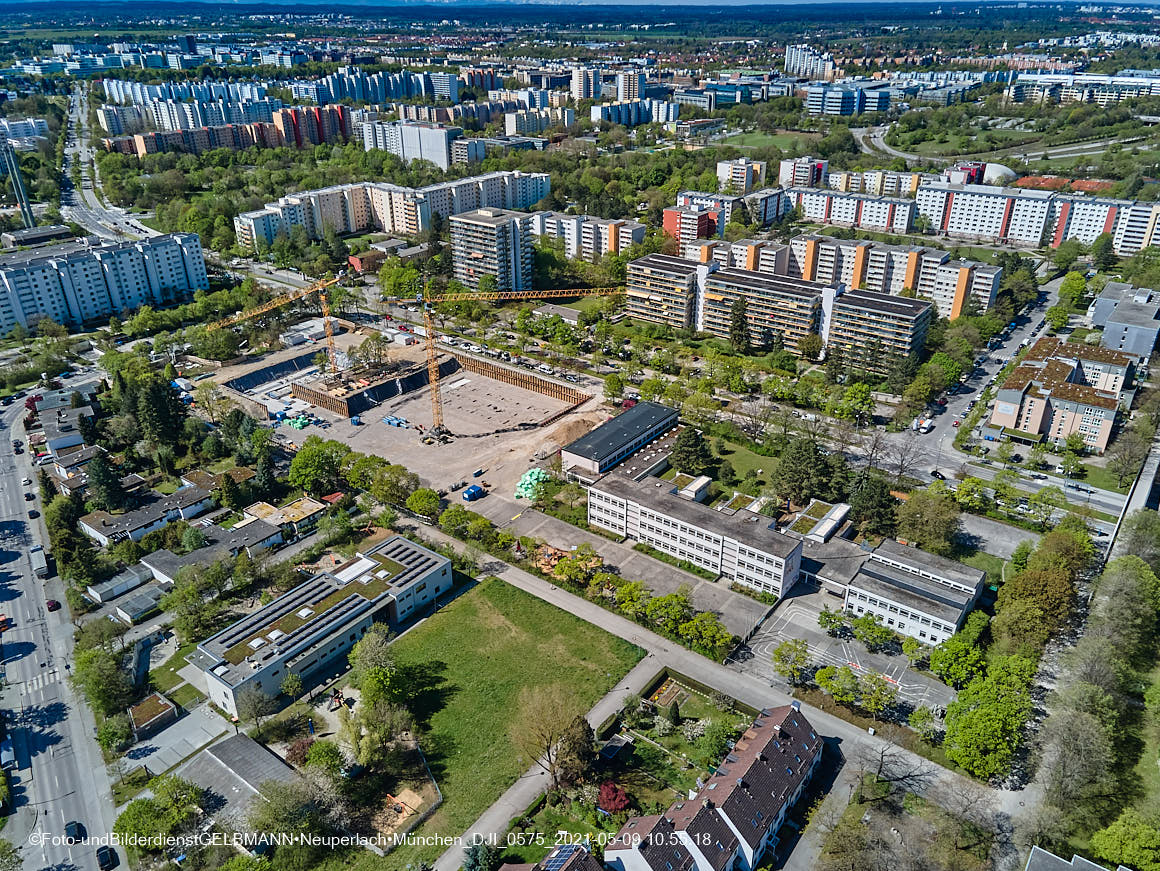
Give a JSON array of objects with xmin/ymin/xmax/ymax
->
[{"xmin": 0, "ymin": 403, "xmax": 116, "ymax": 871}]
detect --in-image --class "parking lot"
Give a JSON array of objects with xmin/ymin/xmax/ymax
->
[{"xmin": 727, "ymin": 583, "xmax": 958, "ymax": 714}]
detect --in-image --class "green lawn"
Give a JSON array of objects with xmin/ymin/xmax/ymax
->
[
  {"xmin": 957, "ymin": 550, "xmax": 1007, "ymax": 586},
  {"xmin": 148, "ymin": 641, "xmax": 198, "ymax": 694},
  {"xmin": 722, "ymin": 130, "xmax": 819, "ymax": 149},
  {"xmin": 1131, "ymin": 662, "xmax": 1160, "ymax": 820},
  {"xmin": 714, "ymin": 440, "xmax": 774, "ymax": 492},
  {"xmin": 1077, "ymin": 461, "xmax": 1132, "ymax": 495},
  {"xmin": 169, "ymin": 684, "xmax": 205, "ymax": 710},
  {"xmin": 337, "ymin": 578, "xmax": 644, "ymax": 869}
]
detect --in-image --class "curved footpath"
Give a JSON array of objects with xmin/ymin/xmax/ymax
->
[{"xmin": 400, "ymin": 521, "xmax": 1033, "ymax": 871}]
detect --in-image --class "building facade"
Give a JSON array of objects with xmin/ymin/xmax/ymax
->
[
  {"xmin": 192, "ymin": 537, "xmax": 452, "ymax": 716},
  {"xmin": 449, "ymin": 208, "xmax": 534, "ymax": 292},
  {"xmin": 0, "ymin": 234, "xmax": 207, "ymax": 334},
  {"xmin": 589, "ymin": 473, "xmax": 803, "ymax": 597}
]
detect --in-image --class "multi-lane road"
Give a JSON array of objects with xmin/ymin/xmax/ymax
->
[{"xmin": 0, "ymin": 402, "xmax": 115, "ymax": 871}]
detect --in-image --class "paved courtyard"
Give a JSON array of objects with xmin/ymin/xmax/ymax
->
[
  {"xmin": 123, "ymin": 704, "xmax": 229, "ymax": 779},
  {"xmin": 727, "ymin": 582, "xmax": 958, "ymax": 714}
]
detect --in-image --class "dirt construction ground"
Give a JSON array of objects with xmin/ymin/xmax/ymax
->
[{"xmin": 283, "ymin": 370, "xmax": 608, "ymax": 495}]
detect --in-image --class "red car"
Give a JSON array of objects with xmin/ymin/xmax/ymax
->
[
  {"xmin": 953, "ymin": 420, "xmax": 961, "ymax": 427},
  {"xmin": 45, "ymin": 600, "xmax": 60, "ymax": 612}
]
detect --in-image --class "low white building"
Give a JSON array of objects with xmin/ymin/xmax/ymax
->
[
  {"xmin": 588, "ymin": 473, "xmax": 803, "ymax": 598},
  {"xmin": 190, "ymin": 536, "xmax": 451, "ymax": 716},
  {"xmin": 843, "ymin": 539, "xmax": 985, "ymax": 643}
]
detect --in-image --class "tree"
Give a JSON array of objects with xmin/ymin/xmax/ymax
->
[
  {"xmin": 71, "ymin": 647, "xmax": 134, "ymax": 717},
  {"xmin": 997, "ymin": 566, "xmax": 1074, "ymax": 631},
  {"xmin": 772, "ymin": 437, "xmax": 829, "ymax": 506},
  {"xmin": 370, "ymin": 463, "xmax": 420, "ymax": 507},
  {"xmin": 281, "ymin": 672, "xmax": 304, "ymax": 700},
  {"xmin": 304, "ymin": 739, "xmax": 345, "ymax": 778},
  {"xmin": 772, "ymin": 639, "xmax": 811, "ymax": 686},
  {"xmin": 1052, "ymin": 238, "xmax": 1086, "ymax": 272},
  {"xmin": 556, "ymin": 714, "xmax": 595, "ymax": 787},
  {"xmin": 859, "ymin": 673, "xmax": 896, "ymax": 720},
  {"xmin": 236, "ymin": 685, "xmax": 279, "ymax": 734},
  {"xmin": 598, "ymin": 781, "xmax": 630, "ymax": 812},
  {"xmin": 181, "ymin": 525, "xmax": 206, "ymax": 552},
  {"xmin": 1119, "ymin": 510, "xmax": 1160, "ymax": 575},
  {"xmin": 1045, "ymin": 304, "xmax": 1071, "ymax": 332},
  {"xmin": 943, "ymin": 656, "xmax": 1034, "ymax": 779},
  {"xmin": 797, "ymin": 332, "xmax": 823, "ymax": 361},
  {"xmin": 909, "ymin": 706, "xmax": 938, "ymax": 742},
  {"xmin": 929, "ymin": 636, "xmax": 985, "ymax": 689},
  {"xmin": 1090, "ymin": 809, "xmax": 1160, "ymax": 871},
  {"xmin": 194, "ymin": 381, "xmax": 231, "ymax": 425},
  {"xmin": 818, "ymin": 606, "xmax": 846, "ymax": 637},
  {"xmin": 288, "ymin": 436, "xmax": 352, "ymax": 496},
  {"xmin": 137, "ymin": 377, "xmax": 187, "ymax": 446},
  {"xmin": 729, "ymin": 296, "xmax": 750, "ymax": 354},
  {"xmin": 1028, "ymin": 485, "xmax": 1066, "ymax": 529},
  {"xmin": 901, "ymin": 636, "xmax": 924, "ymax": 667},
  {"xmin": 510, "ymin": 684, "xmax": 575, "ymax": 787},
  {"xmin": 815, "ymin": 665, "xmax": 859, "ymax": 706},
  {"xmin": 86, "ymin": 454, "xmax": 128, "ymax": 512},
  {"xmin": 1090, "ymin": 233, "xmax": 1118, "ymax": 270},
  {"xmin": 96, "ymin": 714, "xmax": 132, "ymax": 754},
  {"xmin": 1037, "ymin": 709, "xmax": 1115, "ymax": 808},
  {"xmin": 462, "ymin": 843, "xmax": 503, "ymax": 871},
  {"xmin": 604, "ymin": 373, "xmax": 625, "ymax": 402},
  {"xmin": 1059, "ymin": 270, "xmax": 1088, "ymax": 308},
  {"xmin": 847, "ymin": 471, "xmax": 897, "ymax": 536},
  {"xmin": 852, "ymin": 614, "xmax": 894, "ymax": 652},
  {"xmin": 896, "ymin": 488, "xmax": 961, "ymax": 556},
  {"xmin": 218, "ymin": 474, "xmax": 243, "ymax": 512},
  {"xmin": 668, "ymin": 427, "xmax": 716, "ymax": 476},
  {"xmin": 405, "ymin": 487, "xmax": 441, "ymax": 520}
]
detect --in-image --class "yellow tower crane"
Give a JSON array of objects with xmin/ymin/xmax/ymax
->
[
  {"xmin": 206, "ymin": 274, "xmax": 346, "ymax": 374},
  {"xmin": 381, "ymin": 285, "xmax": 623, "ymax": 436}
]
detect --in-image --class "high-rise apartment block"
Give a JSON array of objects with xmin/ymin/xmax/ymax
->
[
  {"xmin": 362, "ymin": 120, "xmax": 479, "ymax": 171},
  {"xmin": 571, "ymin": 67, "xmax": 603, "ymax": 102},
  {"xmin": 503, "ymin": 107, "xmax": 574, "ymax": 136},
  {"xmin": 449, "ymin": 208, "xmax": 534, "ymax": 292},
  {"xmin": 0, "ymin": 234, "xmax": 207, "ymax": 335},
  {"xmin": 616, "ymin": 70, "xmax": 646, "ymax": 102},
  {"xmin": 627, "ymin": 252, "xmax": 932, "ymax": 371},
  {"xmin": 234, "ymin": 171, "xmax": 549, "ymax": 250},
  {"xmin": 530, "ymin": 212, "xmax": 645, "ymax": 261},
  {"xmin": 778, "ymin": 156, "xmax": 829, "ymax": 188},
  {"xmin": 786, "ymin": 234, "xmax": 1000, "ymax": 318},
  {"xmin": 717, "ymin": 158, "xmax": 767, "ymax": 194},
  {"xmin": 784, "ymin": 44, "xmax": 836, "ymax": 80},
  {"xmin": 786, "ymin": 187, "xmax": 915, "ymax": 234}
]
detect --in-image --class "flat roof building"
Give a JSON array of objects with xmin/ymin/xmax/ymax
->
[
  {"xmin": 1088, "ymin": 280, "xmax": 1160, "ymax": 361},
  {"xmin": 626, "ymin": 253, "xmax": 704, "ymax": 330},
  {"xmin": 589, "ymin": 473, "xmax": 803, "ymax": 598},
  {"xmin": 845, "ymin": 539, "xmax": 985, "ymax": 644},
  {"xmin": 191, "ymin": 536, "xmax": 451, "ymax": 716},
  {"xmin": 449, "ymin": 208, "xmax": 534, "ymax": 293},
  {"xmin": 561, "ymin": 402, "xmax": 678, "ymax": 480},
  {"xmin": 827, "ymin": 289, "xmax": 932, "ymax": 374},
  {"xmin": 702, "ymin": 268, "xmax": 825, "ymax": 351}
]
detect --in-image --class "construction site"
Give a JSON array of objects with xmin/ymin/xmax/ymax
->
[{"xmin": 203, "ymin": 276, "xmax": 609, "ymax": 494}]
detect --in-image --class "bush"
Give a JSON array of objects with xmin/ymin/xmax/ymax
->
[{"xmin": 652, "ymin": 716, "xmax": 674, "ymax": 737}]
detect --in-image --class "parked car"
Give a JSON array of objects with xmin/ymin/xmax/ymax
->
[
  {"xmin": 929, "ymin": 470, "xmax": 945, "ymax": 480},
  {"xmin": 953, "ymin": 420, "xmax": 961, "ymax": 428},
  {"xmin": 96, "ymin": 845, "xmax": 118, "ymax": 870},
  {"xmin": 45, "ymin": 600, "xmax": 60, "ymax": 612}
]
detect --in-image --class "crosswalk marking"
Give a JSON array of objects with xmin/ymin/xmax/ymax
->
[{"xmin": 21, "ymin": 672, "xmax": 60, "ymax": 692}]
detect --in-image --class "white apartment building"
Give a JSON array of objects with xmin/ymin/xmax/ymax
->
[
  {"xmin": 915, "ymin": 181, "xmax": 1053, "ymax": 246},
  {"xmin": 785, "ymin": 187, "xmax": 914, "ymax": 234},
  {"xmin": 778, "ymin": 156, "xmax": 829, "ymax": 188},
  {"xmin": 0, "ymin": 234, "xmax": 207, "ymax": 334},
  {"xmin": 530, "ymin": 212, "xmax": 644, "ymax": 262},
  {"xmin": 571, "ymin": 67, "xmax": 603, "ymax": 101},
  {"xmin": 504, "ymin": 107, "xmax": 574, "ymax": 136},
  {"xmin": 588, "ymin": 473, "xmax": 803, "ymax": 598},
  {"xmin": 234, "ymin": 171, "xmax": 550, "ymax": 249},
  {"xmin": 362, "ymin": 120, "xmax": 465, "ymax": 170},
  {"xmin": 717, "ymin": 158, "xmax": 767, "ymax": 194},
  {"xmin": 784, "ymin": 44, "xmax": 836, "ymax": 80}
]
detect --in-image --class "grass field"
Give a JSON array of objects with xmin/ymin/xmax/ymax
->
[
  {"xmin": 722, "ymin": 131, "xmax": 819, "ymax": 150},
  {"xmin": 148, "ymin": 641, "xmax": 197, "ymax": 694},
  {"xmin": 333, "ymin": 578, "xmax": 643, "ymax": 869},
  {"xmin": 958, "ymin": 550, "xmax": 1006, "ymax": 586}
]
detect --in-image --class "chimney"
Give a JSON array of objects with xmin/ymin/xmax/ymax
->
[{"xmin": 702, "ymin": 798, "xmax": 712, "ymax": 808}]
